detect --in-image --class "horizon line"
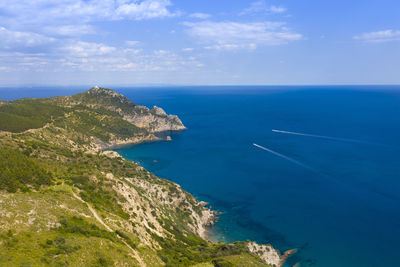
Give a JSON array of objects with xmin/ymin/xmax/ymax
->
[{"xmin": 1, "ymin": 84, "xmax": 400, "ymax": 89}]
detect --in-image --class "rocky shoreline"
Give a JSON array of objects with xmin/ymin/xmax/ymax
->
[
  {"xmin": 0, "ymin": 87, "xmax": 295, "ymax": 266},
  {"xmin": 98, "ymin": 134, "xmax": 296, "ymax": 267},
  {"xmin": 94, "ymin": 133, "xmax": 221, "ymax": 242}
]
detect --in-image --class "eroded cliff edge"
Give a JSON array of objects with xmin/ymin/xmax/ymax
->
[{"xmin": 0, "ymin": 87, "xmax": 292, "ymax": 266}]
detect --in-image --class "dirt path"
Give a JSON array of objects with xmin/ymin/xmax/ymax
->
[
  {"xmin": 72, "ymin": 192, "xmax": 112, "ymax": 231},
  {"xmin": 72, "ymin": 191, "xmax": 146, "ymax": 266}
]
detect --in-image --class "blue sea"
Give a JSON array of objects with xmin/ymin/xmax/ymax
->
[{"xmin": 2, "ymin": 86, "xmax": 400, "ymax": 266}]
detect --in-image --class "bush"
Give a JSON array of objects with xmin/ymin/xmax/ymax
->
[
  {"xmin": 57, "ymin": 216, "xmax": 116, "ymax": 242},
  {"xmin": 212, "ymin": 258, "xmax": 234, "ymax": 267},
  {"xmin": 0, "ymin": 100, "xmax": 66, "ymax": 132},
  {"xmin": 0, "ymin": 147, "xmax": 52, "ymax": 192},
  {"xmin": 115, "ymin": 230, "xmax": 137, "ymax": 249}
]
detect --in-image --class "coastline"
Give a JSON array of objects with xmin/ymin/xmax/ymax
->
[
  {"xmin": 106, "ymin": 131, "xmax": 295, "ymax": 267},
  {"xmin": 99, "ymin": 130, "xmax": 221, "ymax": 241},
  {"xmin": 0, "ymin": 87, "xmax": 295, "ymax": 266},
  {"xmin": 103, "ymin": 129, "xmax": 186, "ymax": 150},
  {"xmin": 89, "ymin": 126, "xmax": 218, "ymax": 240}
]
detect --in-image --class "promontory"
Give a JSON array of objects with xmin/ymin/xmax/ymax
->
[{"xmin": 0, "ymin": 87, "xmax": 291, "ymax": 266}]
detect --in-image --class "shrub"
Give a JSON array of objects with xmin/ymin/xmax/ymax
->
[{"xmin": 0, "ymin": 147, "xmax": 52, "ymax": 192}]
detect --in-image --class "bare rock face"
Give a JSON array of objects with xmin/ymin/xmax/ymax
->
[
  {"xmin": 153, "ymin": 106, "xmax": 167, "ymax": 116},
  {"xmin": 247, "ymin": 242, "xmax": 282, "ymax": 267},
  {"xmin": 86, "ymin": 87, "xmax": 187, "ymax": 133},
  {"xmin": 0, "ymin": 87, "xmax": 292, "ymax": 266},
  {"xmin": 108, "ymin": 166, "xmax": 218, "ymax": 244},
  {"xmin": 122, "ymin": 105, "xmax": 187, "ymax": 132},
  {"xmin": 54, "ymin": 87, "xmax": 187, "ymax": 134},
  {"xmin": 247, "ymin": 242, "xmax": 296, "ymax": 267}
]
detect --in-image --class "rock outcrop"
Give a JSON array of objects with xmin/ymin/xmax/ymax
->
[
  {"xmin": 78, "ymin": 87, "xmax": 187, "ymax": 133},
  {"xmin": 247, "ymin": 242, "xmax": 297, "ymax": 267},
  {"xmin": 0, "ymin": 87, "xmax": 291, "ymax": 266},
  {"xmin": 123, "ymin": 105, "xmax": 186, "ymax": 132}
]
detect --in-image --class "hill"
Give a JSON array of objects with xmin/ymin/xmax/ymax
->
[{"xmin": 0, "ymin": 87, "xmax": 290, "ymax": 266}]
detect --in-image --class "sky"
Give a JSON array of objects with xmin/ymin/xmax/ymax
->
[{"xmin": 0, "ymin": 0, "xmax": 399, "ymax": 86}]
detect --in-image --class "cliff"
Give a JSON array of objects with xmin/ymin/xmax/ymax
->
[{"xmin": 0, "ymin": 87, "xmax": 288, "ymax": 266}]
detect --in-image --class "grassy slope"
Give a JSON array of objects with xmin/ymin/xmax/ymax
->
[
  {"xmin": 0, "ymin": 99, "xmax": 67, "ymax": 132},
  {"xmin": 0, "ymin": 88, "xmax": 272, "ymax": 267},
  {"xmin": 0, "ymin": 191, "xmax": 140, "ymax": 267}
]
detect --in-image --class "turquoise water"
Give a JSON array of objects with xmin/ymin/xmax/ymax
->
[
  {"xmin": 113, "ymin": 86, "xmax": 400, "ymax": 267},
  {"xmin": 2, "ymin": 86, "xmax": 400, "ymax": 266}
]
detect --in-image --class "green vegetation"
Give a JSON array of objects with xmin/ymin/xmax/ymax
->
[
  {"xmin": 70, "ymin": 88, "xmax": 136, "ymax": 110},
  {"xmin": 0, "ymin": 88, "xmax": 273, "ymax": 267},
  {"xmin": 0, "ymin": 192, "xmax": 138, "ymax": 266},
  {"xmin": 0, "ymin": 99, "xmax": 66, "ymax": 132},
  {"xmin": 58, "ymin": 216, "xmax": 117, "ymax": 242},
  {"xmin": 0, "ymin": 229, "xmax": 133, "ymax": 266},
  {"xmin": 53, "ymin": 109, "xmax": 147, "ymax": 142},
  {"xmin": 153, "ymin": 229, "xmax": 268, "ymax": 266},
  {"xmin": 0, "ymin": 147, "xmax": 52, "ymax": 192}
]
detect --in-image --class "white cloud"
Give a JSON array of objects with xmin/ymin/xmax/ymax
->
[
  {"xmin": 125, "ymin": 40, "xmax": 141, "ymax": 46},
  {"xmin": 182, "ymin": 47, "xmax": 194, "ymax": 52},
  {"xmin": 269, "ymin": 5, "xmax": 287, "ymax": 14},
  {"xmin": 240, "ymin": 0, "xmax": 287, "ymax": 16},
  {"xmin": 115, "ymin": 0, "xmax": 178, "ymax": 20},
  {"xmin": 0, "ymin": 0, "xmax": 179, "ymax": 42},
  {"xmin": 123, "ymin": 48, "xmax": 142, "ymax": 55},
  {"xmin": 204, "ymin": 43, "xmax": 257, "ymax": 51},
  {"xmin": 0, "ymin": 0, "xmax": 178, "ymax": 24},
  {"xmin": 43, "ymin": 25, "xmax": 96, "ymax": 36},
  {"xmin": 189, "ymin": 13, "xmax": 211, "ymax": 19},
  {"xmin": 0, "ymin": 1, "xmax": 212, "ymax": 76},
  {"xmin": 0, "ymin": 0, "xmax": 182, "ymax": 72},
  {"xmin": 62, "ymin": 41, "xmax": 116, "ymax": 57},
  {"xmin": 354, "ymin": 30, "xmax": 400, "ymax": 43},
  {"xmin": 184, "ymin": 21, "xmax": 302, "ymax": 50},
  {"xmin": 153, "ymin": 49, "xmax": 169, "ymax": 56},
  {"xmin": 0, "ymin": 27, "xmax": 55, "ymax": 49},
  {"xmin": 0, "ymin": 66, "xmax": 13, "ymax": 72},
  {"xmin": 0, "ymin": 39, "xmax": 204, "ymax": 73}
]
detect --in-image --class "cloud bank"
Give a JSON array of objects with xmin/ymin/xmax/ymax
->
[
  {"xmin": 354, "ymin": 30, "xmax": 400, "ymax": 43},
  {"xmin": 184, "ymin": 21, "xmax": 302, "ymax": 50},
  {"xmin": 240, "ymin": 0, "xmax": 287, "ymax": 16}
]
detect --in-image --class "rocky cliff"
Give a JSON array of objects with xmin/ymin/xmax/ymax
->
[
  {"xmin": 53, "ymin": 86, "xmax": 186, "ymax": 134},
  {"xmin": 0, "ymin": 87, "xmax": 288, "ymax": 267}
]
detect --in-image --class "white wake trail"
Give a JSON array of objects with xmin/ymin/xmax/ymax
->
[
  {"xmin": 253, "ymin": 143, "xmax": 319, "ymax": 173},
  {"xmin": 272, "ymin": 129, "xmax": 366, "ymax": 144}
]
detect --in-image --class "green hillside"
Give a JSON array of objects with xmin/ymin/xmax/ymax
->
[{"xmin": 0, "ymin": 88, "xmax": 281, "ymax": 267}]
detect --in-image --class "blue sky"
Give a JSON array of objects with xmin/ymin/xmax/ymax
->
[{"xmin": 0, "ymin": 0, "xmax": 399, "ymax": 86}]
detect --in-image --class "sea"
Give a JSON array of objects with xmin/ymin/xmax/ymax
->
[{"xmin": 2, "ymin": 85, "xmax": 400, "ymax": 267}]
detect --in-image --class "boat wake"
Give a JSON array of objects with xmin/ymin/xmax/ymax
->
[
  {"xmin": 253, "ymin": 143, "xmax": 319, "ymax": 174},
  {"xmin": 271, "ymin": 129, "xmax": 367, "ymax": 144}
]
